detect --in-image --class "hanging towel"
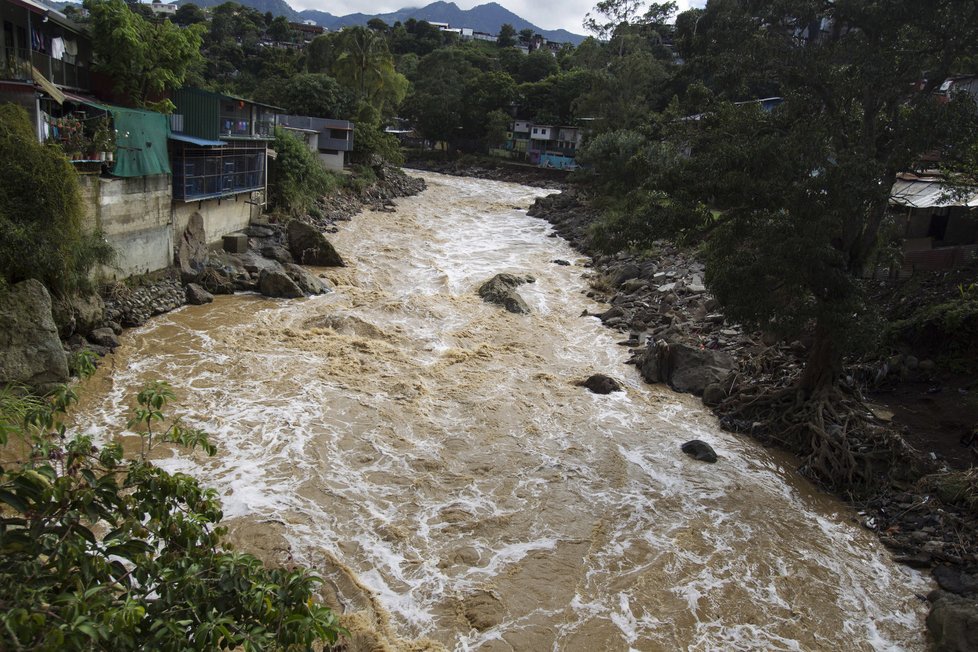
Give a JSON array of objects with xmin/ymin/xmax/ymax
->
[
  {"xmin": 51, "ymin": 37, "xmax": 65, "ymax": 61},
  {"xmin": 63, "ymin": 38, "xmax": 78, "ymax": 56}
]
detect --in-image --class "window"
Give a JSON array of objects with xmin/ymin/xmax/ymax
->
[{"xmin": 172, "ymin": 143, "xmax": 265, "ymax": 201}]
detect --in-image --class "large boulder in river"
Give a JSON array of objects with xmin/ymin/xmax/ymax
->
[
  {"xmin": 176, "ymin": 212, "xmax": 209, "ymax": 282},
  {"xmin": 478, "ymin": 273, "xmax": 535, "ymax": 314},
  {"xmin": 578, "ymin": 374, "xmax": 623, "ymax": 394},
  {"xmin": 681, "ymin": 439, "xmax": 718, "ymax": 463},
  {"xmin": 0, "ymin": 279, "xmax": 68, "ymax": 386},
  {"xmin": 287, "ymin": 220, "xmax": 344, "ymax": 267},
  {"xmin": 927, "ymin": 592, "xmax": 978, "ymax": 652},
  {"xmin": 284, "ymin": 263, "xmax": 331, "ymax": 295},
  {"xmin": 637, "ymin": 340, "xmax": 735, "ymax": 396},
  {"xmin": 258, "ymin": 269, "xmax": 304, "ymax": 299},
  {"xmin": 185, "ymin": 283, "xmax": 214, "ymax": 305}
]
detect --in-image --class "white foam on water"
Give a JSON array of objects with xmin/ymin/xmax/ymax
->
[{"xmin": 70, "ymin": 172, "xmax": 932, "ymax": 651}]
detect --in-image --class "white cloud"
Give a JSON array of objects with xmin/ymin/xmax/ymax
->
[{"xmin": 290, "ymin": 0, "xmax": 706, "ymax": 35}]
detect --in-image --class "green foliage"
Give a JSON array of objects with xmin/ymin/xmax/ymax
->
[
  {"xmin": 585, "ymin": 0, "xmax": 978, "ymax": 388},
  {"xmin": 254, "ymin": 73, "xmax": 356, "ymax": 120},
  {"xmin": 331, "ymin": 26, "xmax": 408, "ymax": 120},
  {"xmin": 0, "ymin": 104, "xmax": 114, "ymax": 295},
  {"xmin": 83, "ymin": 0, "xmax": 205, "ymax": 112},
  {"xmin": 268, "ymin": 127, "xmax": 339, "ymax": 217},
  {"xmin": 0, "ymin": 382, "xmax": 345, "ymax": 650},
  {"xmin": 352, "ymin": 120, "xmax": 404, "ymax": 166}
]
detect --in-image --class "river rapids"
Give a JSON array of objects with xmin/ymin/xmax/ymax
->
[{"xmin": 73, "ymin": 172, "xmax": 930, "ymax": 651}]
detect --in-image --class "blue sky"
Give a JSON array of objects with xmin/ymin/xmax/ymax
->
[{"xmin": 290, "ymin": 1, "xmax": 707, "ymax": 34}]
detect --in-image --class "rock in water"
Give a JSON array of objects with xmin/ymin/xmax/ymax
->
[
  {"xmin": 578, "ymin": 374, "xmax": 623, "ymax": 394},
  {"xmin": 284, "ymin": 263, "xmax": 331, "ymax": 295},
  {"xmin": 287, "ymin": 220, "xmax": 344, "ymax": 267},
  {"xmin": 927, "ymin": 592, "xmax": 978, "ymax": 652},
  {"xmin": 0, "ymin": 279, "xmax": 68, "ymax": 386},
  {"xmin": 681, "ymin": 439, "xmax": 718, "ymax": 463},
  {"xmin": 478, "ymin": 273, "xmax": 535, "ymax": 314},
  {"xmin": 258, "ymin": 269, "xmax": 304, "ymax": 299},
  {"xmin": 185, "ymin": 283, "xmax": 214, "ymax": 305},
  {"xmin": 88, "ymin": 327, "xmax": 120, "ymax": 350}
]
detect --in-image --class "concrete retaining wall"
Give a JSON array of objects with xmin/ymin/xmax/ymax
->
[
  {"xmin": 79, "ymin": 174, "xmax": 173, "ymax": 279},
  {"xmin": 79, "ymin": 175, "xmax": 260, "ymax": 281}
]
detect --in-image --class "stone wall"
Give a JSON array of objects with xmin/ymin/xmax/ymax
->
[{"xmin": 78, "ymin": 174, "xmax": 173, "ymax": 279}]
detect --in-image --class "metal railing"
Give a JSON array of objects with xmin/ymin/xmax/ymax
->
[{"xmin": 2, "ymin": 47, "xmax": 90, "ymax": 89}]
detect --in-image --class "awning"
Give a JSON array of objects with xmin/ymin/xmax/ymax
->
[
  {"xmin": 169, "ymin": 132, "xmax": 227, "ymax": 147},
  {"xmin": 890, "ymin": 178, "xmax": 978, "ymax": 209},
  {"xmin": 32, "ymin": 65, "xmax": 64, "ymax": 104}
]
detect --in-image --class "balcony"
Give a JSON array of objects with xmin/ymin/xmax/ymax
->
[{"xmin": 1, "ymin": 47, "xmax": 89, "ymax": 89}]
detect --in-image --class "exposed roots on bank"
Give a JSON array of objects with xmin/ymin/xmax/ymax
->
[{"xmin": 718, "ymin": 381, "xmax": 921, "ymax": 492}]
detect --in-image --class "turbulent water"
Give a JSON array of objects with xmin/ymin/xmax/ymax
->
[{"xmin": 74, "ymin": 173, "xmax": 930, "ymax": 650}]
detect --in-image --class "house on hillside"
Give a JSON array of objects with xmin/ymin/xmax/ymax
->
[
  {"xmin": 888, "ymin": 173, "xmax": 978, "ymax": 273},
  {"xmin": 148, "ymin": 0, "xmax": 176, "ymax": 18},
  {"xmin": 498, "ymin": 121, "xmax": 584, "ymax": 169},
  {"xmin": 0, "ymin": 0, "xmax": 92, "ymax": 130},
  {"xmin": 277, "ymin": 114, "xmax": 354, "ymax": 170},
  {"xmin": 169, "ymin": 87, "xmax": 280, "ymax": 245},
  {"xmin": 1, "ymin": 0, "xmax": 181, "ymax": 277},
  {"xmin": 289, "ymin": 21, "xmax": 324, "ymax": 43}
]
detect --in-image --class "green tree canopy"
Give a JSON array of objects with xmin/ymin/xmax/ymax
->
[
  {"xmin": 331, "ymin": 26, "xmax": 409, "ymax": 121},
  {"xmin": 0, "ymin": 105, "xmax": 112, "ymax": 295},
  {"xmin": 83, "ymin": 0, "xmax": 205, "ymax": 112}
]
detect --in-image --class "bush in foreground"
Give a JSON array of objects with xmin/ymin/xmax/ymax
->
[{"xmin": 0, "ymin": 380, "xmax": 344, "ymax": 650}]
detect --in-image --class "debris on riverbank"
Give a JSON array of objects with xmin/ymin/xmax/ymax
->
[{"xmin": 526, "ymin": 186, "xmax": 978, "ymax": 642}]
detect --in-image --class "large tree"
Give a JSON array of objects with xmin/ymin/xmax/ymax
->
[
  {"xmin": 331, "ymin": 26, "xmax": 408, "ymax": 119},
  {"xmin": 589, "ymin": 0, "xmax": 978, "ymax": 486},
  {"xmin": 83, "ymin": 0, "xmax": 204, "ymax": 112}
]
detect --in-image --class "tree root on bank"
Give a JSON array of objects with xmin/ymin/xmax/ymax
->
[{"xmin": 717, "ymin": 382, "xmax": 921, "ymax": 492}]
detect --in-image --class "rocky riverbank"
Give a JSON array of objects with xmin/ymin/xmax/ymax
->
[
  {"xmin": 97, "ymin": 166, "xmax": 425, "ymax": 332},
  {"xmin": 528, "ymin": 188, "xmax": 978, "ymax": 651},
  {"xmin": 404, "ymin": 155, "xmax": 569, "ymax": 188}
]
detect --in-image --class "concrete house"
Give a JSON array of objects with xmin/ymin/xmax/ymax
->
[
  {"xmin": 169, "ymin": 87, "xmax": 279, "ymax": 246},
  {"xmin": 277, "ymin": 114, "xmax": 354, "ymax": 170},
  {"xmin": 0, "ymin": 0, "xmax": 92, "ymax": 132},
  {"xmin": 1, "ymin": 0, "xmax": 180, "ymax": 278}
]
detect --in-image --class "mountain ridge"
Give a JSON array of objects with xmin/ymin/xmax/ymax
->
[{"xmin": 172, "ymin": 0, "xmax": 586, "ymax": 44}]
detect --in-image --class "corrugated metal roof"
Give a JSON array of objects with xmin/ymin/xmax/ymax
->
[
  {"xmin": 890, "ymin": 178, "xmax": 978, "ymax": 208},
  {"xmin": 169, "ymin": 133, "xmax": 227, "ymax": 147}
]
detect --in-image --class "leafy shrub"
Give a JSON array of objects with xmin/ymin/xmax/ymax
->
[
  {"xmin": 0, "ymin": 104, "xmax": 114, "ymax": 294},
  {"xmin": 0, "ymin": 381, "xmax": 345, "ymax": 650},
  {"xmin": 351, "ymin": 121, "xmax": 404, "ymax": 166},
  {"xmin": 268, "ymin": 127, "xmax": 339, "ymax": 218}
]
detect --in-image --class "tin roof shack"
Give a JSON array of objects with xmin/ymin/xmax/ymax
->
[
  {"xmin": 1, "ymin": 0, "xmax": 92, "ymax": 138},
  {"xmin": 889, "ymin": 173, "xmax": 978, "ymax": 274},
  {"xmin": 169, "ymin": 88, "xmax": 280, "ymax": 248},
  {"xmin": 277, "ymin": 114, "xmax": 354, "ymax": 171}
]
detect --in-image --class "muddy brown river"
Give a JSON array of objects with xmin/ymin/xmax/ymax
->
[{"xmin": 74, "ymin": 172, "xmax": 930, "ymax": 650}]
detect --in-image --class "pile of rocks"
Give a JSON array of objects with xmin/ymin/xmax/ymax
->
[
  {"xmin": 104, "ymin": 275, "xmax": 185, "ymax": 328},
  {"xmin": 314, "ymin": 166, "xmax": 427, "ymax": 226}
]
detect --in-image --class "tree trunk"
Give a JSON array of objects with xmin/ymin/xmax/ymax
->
[{"xmin": 798, "ymin": 320, "xmax": 842, "ymax": 396}]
